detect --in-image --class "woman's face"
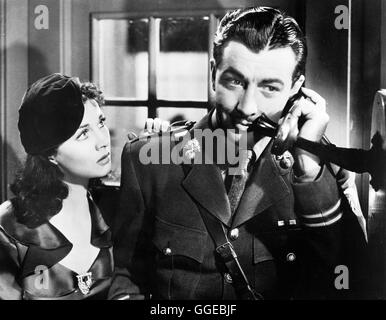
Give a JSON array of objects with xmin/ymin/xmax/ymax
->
[{"xmin": 53, "ymin": 99, "xmax": 111, "ymax": 184}]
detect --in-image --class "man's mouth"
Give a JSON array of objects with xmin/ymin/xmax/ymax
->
[{"xmin": 232, "ymin": 118, "xmax": 253, "ymax": 130}]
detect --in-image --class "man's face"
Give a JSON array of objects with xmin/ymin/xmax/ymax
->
[{"xmin": 212, "ymin": 41, "xmax": 304, "ymax": 141}]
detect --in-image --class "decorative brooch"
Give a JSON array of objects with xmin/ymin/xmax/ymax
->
[
  {"xmin": 183, "ymin": 138, "xmax": 201, "ymax": 160},
  {"xmin": 274, "ymin": 150, "xmax": 294, "ymax": 170},
  {"xmin": 77, "ymin": 272, "xmax": 93, "ymax": 295}
]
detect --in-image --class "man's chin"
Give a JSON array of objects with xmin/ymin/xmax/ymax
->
[
  {"xmin": 234, "ymin": 123, "xmax": 250, "ymax": 132},
  {"xmin": 226, "ymin": 127, "xmax": 247, "ymax": 141}
]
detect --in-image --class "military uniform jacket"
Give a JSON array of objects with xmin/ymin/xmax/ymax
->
[
  {"xmin": 0, "ymin": 194, "xmax": 114, "ymax": 300},
  {"xmin": 109, "ymin": 114, "xmax": 367, "ymax": 300}
]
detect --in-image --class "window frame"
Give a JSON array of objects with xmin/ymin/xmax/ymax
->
[{"xmin": 90, "ymin": 10, "xmax": 228, "ymax": 118}]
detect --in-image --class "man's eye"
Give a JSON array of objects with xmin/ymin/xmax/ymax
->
[
  {"xmin": 224, "ymin": 78, "xmax": 244, "ymax": 88},
  {"xmin": 263, "ymin": 85, "xmax": 279, "ymax": 92},
  {"xmin": 231, "ymin": 79, "xmax": 242, "ymax": 86},
  {"xmin": 77, "ymin": 129, "xmax": 89, "ymax": 140},
  {"xmin": 98, "ymin": 117, "xmax": 106, "ymax": 128}
]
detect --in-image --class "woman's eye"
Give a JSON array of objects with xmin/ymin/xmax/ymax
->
[{"xmin": 77, "ymin": 129, "xmax": 89, "ymax": 140}]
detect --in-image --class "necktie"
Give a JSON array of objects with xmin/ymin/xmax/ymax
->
[{"xmin": 227, "ymin": 150, "xmax": 254, "ymax": 219}]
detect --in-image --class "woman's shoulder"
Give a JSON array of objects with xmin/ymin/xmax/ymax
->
[{"xmin": 0, "ymin": 200, "xmax": 22, "ymax": 240}]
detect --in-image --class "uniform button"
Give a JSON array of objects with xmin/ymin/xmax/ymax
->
[
  {"xmin": 229, "ymin": 228, "xmax": 239, "ymax": 241},
  {"xmin": 163, "ymin": 247, "xmax": 172, "ymax": 256},
  {"xmin": 286, "ymin": 252, "xmax": 296, "ymax": 262},
  {"xmin": 224, "ymin": 273, "xmax": 233, "ymax": 284}
]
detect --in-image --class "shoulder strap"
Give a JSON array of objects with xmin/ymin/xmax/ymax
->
[{"xmin": 181, "ymin": 164, "xmax": 262, "ymax": 300}]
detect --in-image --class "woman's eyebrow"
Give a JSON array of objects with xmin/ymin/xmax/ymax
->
[{"xmin": 78, "ymin": 123, "xmax": 90, "ymax": 130}]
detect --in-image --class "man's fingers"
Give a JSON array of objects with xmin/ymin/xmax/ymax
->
[
  {"xmin": 144, "ymin": 118, "xmax": 170, "ymax": 134},
  {"xmin": 145, "ymin": 118, "xmax": 154, "ymax": 133},
  {"xmin": 160, "ymin": 120, "xmax": 170, "ymax": 132},
  {"xmin": 152, "ymin": 118, "xmax": 162, "ymax": 133},
  {"xmin": 288, "ymin": 95, "xmax": 326, "ymax": 119},
  {"xmin": 301, "ymin": 87, "xmax": 326, "ymax": 111},
  {"xmin": 127, "ymin": 131, "xmax": 138, "ymax": 141}
]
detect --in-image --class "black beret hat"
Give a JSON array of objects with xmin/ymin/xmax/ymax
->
[{"xmin": 18, "ymin": 73, "xmax": 85, "ymax": 155}]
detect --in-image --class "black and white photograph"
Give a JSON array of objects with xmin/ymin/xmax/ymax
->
[{"xmin": 0, "ymin": 0, "xmax": 385, "ymax": 310}]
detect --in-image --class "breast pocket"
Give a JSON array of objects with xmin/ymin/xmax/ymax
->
[
  {"xmin": 253, "ymin": 237, "xmax": 274, "ymax": 264},
  {"xmin": 152, "ymin": 216, "xmax": 207, "ymax": 299}
]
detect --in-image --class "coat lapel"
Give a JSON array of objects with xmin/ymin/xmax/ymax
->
[
  {"xmin": 88, "ymin": 193, "xmax": 112, "ymax": 248},
  {"xmin": 0, "ymin": 196, "xmax": 111, "ymax": 278},
  {"xmin": 232, "ymin": 147, "xmax": 290, "ymax": 227},
  {"xmin": 179, "ymin": 109, "xmax": 289, "ymax": 228},
  {"xmin": 180, "ymin": 109, "xmax": 232, "ymax": 226},
  {"xmin": 182, "ymin": 164, "xmax": 232, "ymax": 226}
]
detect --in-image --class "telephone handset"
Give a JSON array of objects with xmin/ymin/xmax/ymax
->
[{"xmin": 247, "ymin": 90, "xmax": 306, "ymax": 155}]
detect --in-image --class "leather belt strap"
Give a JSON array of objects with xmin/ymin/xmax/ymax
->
[{"xmin": 182, "ymin": 164, "xmax": 262, "ymax": 300}]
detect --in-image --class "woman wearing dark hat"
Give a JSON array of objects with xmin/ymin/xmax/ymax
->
[{"xmin": 0, "ymin": 73, "xmax": 160, "ymax": 300}]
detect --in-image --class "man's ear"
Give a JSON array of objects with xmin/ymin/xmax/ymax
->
[
  {"xmin": 48, "ymin": 155, "xmax": 58, "ymax": 166},
  {"xmin": 290, "ymin": 75, "xmax": 305, "ymax": 96},
  {"xmin": 210, "ymin": 59, "xmax": 216, "ymax": 91}
]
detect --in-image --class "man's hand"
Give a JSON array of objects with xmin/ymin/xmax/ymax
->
[
  {"xmin": 286, "ymin": 87, "xmax": 329, "ymax": 181},
  {"xmin": 144, "ymin": 117, "xmax": 170, "ymax": 134},
  {"xmin": 127, "ymin": 118, "xmax": 171, "ymax": 141}
]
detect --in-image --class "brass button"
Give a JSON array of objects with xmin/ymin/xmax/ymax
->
[
  {"xmin": 229, "ymin": 228, "xmax": 239, "ymax": 241},
  {"xmin": 163, "ymin": 247, "xmax": 172, "ymax": 256},
  {"xmin": 224, "ymin": 273, "xmax": 233, "ymax": 284},
  {"xmin": 286, "ymin": 252, "xmax": 296, "ymax": 262}
]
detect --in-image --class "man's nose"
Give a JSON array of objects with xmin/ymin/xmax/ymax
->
[{"xmin": 237, "ymin": 87, "xmax": 260, "ymax": 119}]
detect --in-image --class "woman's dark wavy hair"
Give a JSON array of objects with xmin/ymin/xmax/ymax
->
[
  {"xmin": 213, "ymin": 7, "xmax": 307, "ymax": 84},
  {"xmin": 10, "ymin": 81, "xmax": 105, "ymax": 228}
]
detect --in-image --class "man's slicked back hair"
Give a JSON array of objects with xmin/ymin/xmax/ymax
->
[{"xmin": 213, "ymin": 7, "xmax": 307, "ymax": 83}]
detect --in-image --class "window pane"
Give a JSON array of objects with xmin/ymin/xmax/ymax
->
[
  {"xmin": 157, "ymin": 107, "xmax": 208, "ymax": 125},
  {"xmin": 97, "ymin": 19, "xmax": 148, "ymax": 99},
  {"xmin": 101, "ymin": 106, "xmax": 148, "ymax": 185},
  {"xmin": 157, "ymin": 17, "xmax": 209, "ymax": 101}
]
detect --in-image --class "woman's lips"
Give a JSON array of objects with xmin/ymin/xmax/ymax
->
[{"xmin": 97, "ymin": 152, "xmax": 111, "ymax": 165}]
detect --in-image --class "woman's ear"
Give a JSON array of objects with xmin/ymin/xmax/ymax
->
[
  {"xmin": 210, "ymin": 59, "xmax": 216, "ymax": 91},
  {"xmin": 48, "ymin": 155, "xmax": 58, "ymax": 166}
]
